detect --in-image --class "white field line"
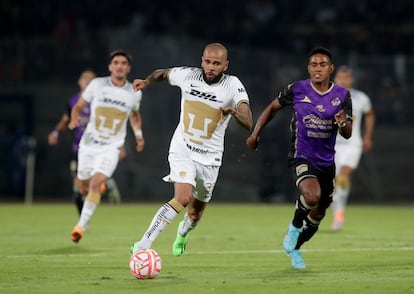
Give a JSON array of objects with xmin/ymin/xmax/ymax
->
[
  {"xmin": 3, "ymin": 246, "xmax": 414, "ymax": 258},
  {"xmin": 190, "ymin": 247, "xmax": 414, "ymax": 255}
]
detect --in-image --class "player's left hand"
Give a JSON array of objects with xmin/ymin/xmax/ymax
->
[
  {"xmin": 363, "ymin": 137, "xmax": 372, "ymax": 152},
  {"xmin": 136, "ymin": 137, "xmax": 145, "ymax": 152},
  {"xmin": 219, "ymin": 107, "xmax": 237, "ymax": 124},
  {"xmin": 334, "ymin": 109, "xmax": 346, "ymax": 126}
]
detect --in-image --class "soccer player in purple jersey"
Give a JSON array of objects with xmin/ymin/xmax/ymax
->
[
  {"xmin": 48, "ymin": 70, "xmax": 96, "ymax": 214},
  {"xmin": 247, "ymin": 47, "xmax": 352, "ymax": 269}
]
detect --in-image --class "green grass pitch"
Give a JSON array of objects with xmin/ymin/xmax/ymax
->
[{"xmin": 0, "ymin": 203, "xmax": 413, "ymax": 293}]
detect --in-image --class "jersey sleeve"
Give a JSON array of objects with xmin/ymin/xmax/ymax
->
[
  {"xmin": 82, "ymin": 78, "xmax": 98, "ymax": 103},
  {"xmin": 131, "ymin": 90, "xmax": 142, "ymax": 111},
  {"xmin": 168, "ymin": 67, "xmax": 190, "ymax": 86},
  {"xmin": 230, "ymin": 76, "xmax": 249, "ymax": 107},
  {"xmin": 360, "ymin": 92, "xmax": 372, "ymax": 113},
  {"xmin": 343, "ymin": 91, "xmax": 353, "ymax": 119},
  {"xmin": 277, "ymin": 83, "xmax": 294, "ymax": 107}
]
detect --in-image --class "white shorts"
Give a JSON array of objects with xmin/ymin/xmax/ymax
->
[
  {"xmin": 77, "ymin": 146, "xmax": 120, "ymax": 180},
  {"xmin": 334, "ymin": 143, "xmax": 363, "ymax": 172},
  {"xmin": 162, "ymin": 152, "xmax": 220, "ymax": 203}
]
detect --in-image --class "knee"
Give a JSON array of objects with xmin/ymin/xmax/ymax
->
[
  {"xmin": 89, "ymin": 179, "xmax": 104, "ymax": 194},
  {"xmin": 302, "ymin": 190, "xmax": 321, "ymax": 207},
  {"xmin": 174, "ymin": 193, "xmax": 192, "ymax": 207}
]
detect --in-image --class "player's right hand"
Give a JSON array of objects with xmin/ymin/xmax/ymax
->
[
  {"xmin": 133, "ymin": 79, "xmax": 149, "ymax": 91},
  {"xmin": 246, "ymin": 135, "xmax": 259, "ymax": 150}
]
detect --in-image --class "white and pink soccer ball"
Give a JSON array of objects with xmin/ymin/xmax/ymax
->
[{"xmin": 129, "ymin": 249, "xmax": 162, "ymax": 279}]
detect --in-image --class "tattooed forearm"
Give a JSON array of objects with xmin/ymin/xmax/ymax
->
[{"xmin": 146, "ymin": 69, "xmax": 170, "ymax": 84}]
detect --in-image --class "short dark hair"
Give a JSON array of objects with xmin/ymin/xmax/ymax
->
[
  {"xmin": 309, "ymin": 47, "xmax": 332, "ymax": 61},
  {"xmin": 109, "ymin": 50, "xmax": 132, "ymax": 64}
]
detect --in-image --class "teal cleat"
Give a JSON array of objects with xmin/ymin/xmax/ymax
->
[
  {"xmin": 289, "ymin": 249, "xmax": 306, "ymax": 269},
  {"xmin": 283, "ymin": 222, "xmax": 302, "ymax": 253},
  {"xmin": 172, "ymin": 222, "xmax": 189, "ymax": 256}
]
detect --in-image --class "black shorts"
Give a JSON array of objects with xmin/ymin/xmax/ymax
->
[{"xmin": 288, "ymin": 158, "xmax": 335, "ymax": 209}]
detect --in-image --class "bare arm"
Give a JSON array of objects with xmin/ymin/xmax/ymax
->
[
  {"xmin": 132, "ymin": 69, "xmax": 171, "ymax": 91},
  {"xmin": 246, "ymin": 99, "xmax": 283, "ymax": 150},
  {"xmin": 129, "ymin": 110, "xmax": 145, "ymax": 152},
  {"xmin": 68, "ymin": 98, "xmax": 88, "ymax": 130},
  {"xmin": 220, "ymin": 102, "xmax": 253, "ymax": 131},
  {"xmin": 362, "ymin": 109, "xmax": 375, "ymax": 152},
  {"xmin": 48, "ymin": 113, "xmax": 70, "ymax": 145}
]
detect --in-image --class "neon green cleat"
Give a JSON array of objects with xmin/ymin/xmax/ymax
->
[
  {"xmin": 172, "ymin": 222, "xmax": 189, "ymax": 256},
  {"xmin": 130, "ymin": 241, "xmax": 141, "ymax": 255}
]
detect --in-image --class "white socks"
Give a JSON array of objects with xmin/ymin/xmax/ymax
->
[
  {"xmin": 333, "ymin": 187, "xmax": 350, "ymax": 212},
  {"xmin": 138, "ymin": 203, "xmax": 180, "ymax": 249},
  {"xmin": 77, "ymin": 200, "xmax": 97, "ymax": 228},
  {"xmin": 178, "ymin": 213, "xmax": 197, "ymax": 237}
]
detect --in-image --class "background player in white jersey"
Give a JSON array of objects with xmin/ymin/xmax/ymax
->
[
  {"xmin": 69, "ymin": 50, "xmax": 145, "ymax": 243},
  {"xmin": 130, "ymin": 43, "xmax": 253, "ymax": 256},
  {"xmin": 48, "ymin": 69, "xmax": 124, "ymax": 216},
  {"xmin": 331, "ymin": 66, "xmax": 375, "ymax": 231}
]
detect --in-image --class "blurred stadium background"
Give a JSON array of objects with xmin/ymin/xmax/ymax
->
[{"xmin": 0, "ymin": 0, "xmax": 413, "ymax": 203}]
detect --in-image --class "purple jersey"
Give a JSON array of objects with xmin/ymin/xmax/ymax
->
[
  {"xmin": 278, "ymin": 79, "xmax": 352, "ymax": 167},
  {"xmin": 66, "ymin": 93, "xmax": 90, "ymax": 153}
]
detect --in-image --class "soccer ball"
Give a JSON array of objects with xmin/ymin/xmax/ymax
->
[{"xmin": 129, "ymin": 249, "xmax": 162, "ymax": 279}]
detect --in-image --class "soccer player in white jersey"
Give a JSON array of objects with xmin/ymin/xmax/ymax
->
[
  {"xmin": 68, "ymin": 50, "xmax": 145, "ymax": 243},
  {"xmin": 331, "ymin": 66, "xmax": 375, "ymax": 231},
  {"xmin": 130, "ymin": 43, "xmax": 253, "ymax": 256}
]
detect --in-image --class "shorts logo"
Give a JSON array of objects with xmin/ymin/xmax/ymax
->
[
  {"xmin": 179, "ymin": 171, "xmax": 187, "ymax": 178},
  {"xmin": 296, "ymin": 164, "xmax": 308, "ymax": 176}
]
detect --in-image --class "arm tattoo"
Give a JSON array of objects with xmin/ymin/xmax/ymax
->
[{"xmin": 146, "ymin": 69, "xmax": 170, "ymax": 84}]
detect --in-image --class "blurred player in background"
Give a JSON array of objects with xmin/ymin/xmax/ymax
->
[
  {"xmin": 331, "ymin": 66, "xmax": 375, "ymax": 231},
  {"xmin": 69, "ymin": 50, "xmax": 145, "ymax": 243},
  {"xmin": 48, "ymin": 69, "xmax": 123, "ymax": 217},
  {"xmin": 247, "ymin": 47, "xmax": 352, "ymax": 269},
  {"xmin": 130, "ymin": 43, "xmax": 253, "ymax": 256}
]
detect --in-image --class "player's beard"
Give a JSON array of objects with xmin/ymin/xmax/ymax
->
[{"xmin": 203, "ymin": 71, "xmax": 224, "ymax": 85}]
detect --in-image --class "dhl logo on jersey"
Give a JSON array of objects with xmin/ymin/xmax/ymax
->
[{"xmin": 187, "ymin": 89, "xmax": 223, "ymax": 103}]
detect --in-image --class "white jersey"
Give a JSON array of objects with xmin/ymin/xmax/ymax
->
[
  {"xmin": 168, "ymin": 67, "xmax": 249, "ymax": 166},
  {"xmin": 79, "ymin": 77, "xmax": 142, "ymax": 150},
  {"xmin": 336, "ymin": 88, "xmax": 372, "ymax": 147}
]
